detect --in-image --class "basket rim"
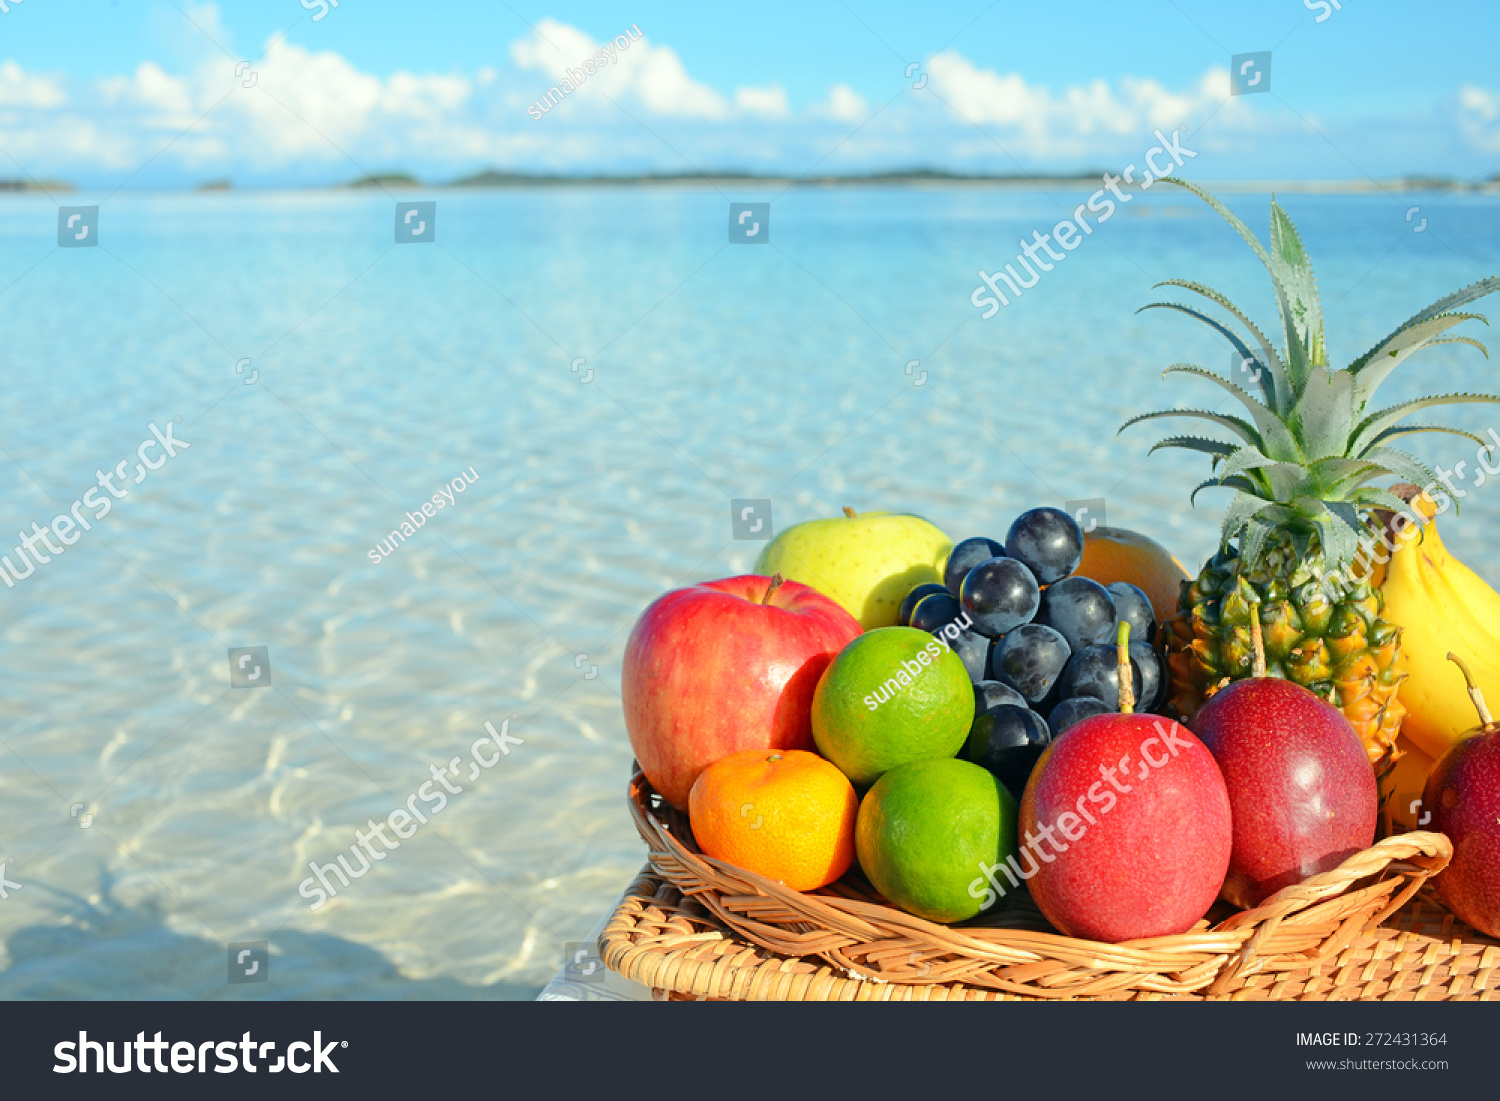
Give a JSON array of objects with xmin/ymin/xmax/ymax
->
[{"xmin": 628, "ymin": 766, "xmax": 1452, "ymax": 994}]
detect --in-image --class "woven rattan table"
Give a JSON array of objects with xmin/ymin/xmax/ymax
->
[{"xmin": 601, "ymin": 865, "xmax": 1500, "ymax": 1001}]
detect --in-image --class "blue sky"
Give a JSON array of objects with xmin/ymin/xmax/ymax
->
[{"xmin": 1, "ymin": 0, "xmax": 1498, "ymax": 186}]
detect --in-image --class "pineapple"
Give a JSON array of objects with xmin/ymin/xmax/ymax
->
[{"xmin": 1124, "ymin": 178, "xmax": 1500, "ymax": 764}]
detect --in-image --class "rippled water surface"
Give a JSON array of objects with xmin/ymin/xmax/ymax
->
[{"xmin": 1, "ymin": 185, "xmax": 1497, "ymax": 998}]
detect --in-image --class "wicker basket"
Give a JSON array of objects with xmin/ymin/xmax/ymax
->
[
  {"xmin": 621, "ymin": 767, "xmax": 1455, "ymax": 999},
  {"xmin": 602, "ymin": 864, "xmax": 1500, "ymax": 1000}
]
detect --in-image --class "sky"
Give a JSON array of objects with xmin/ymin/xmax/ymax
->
[{"xmin": 0, "ymin": 0, "xmax": 1497, "ymax": 187}]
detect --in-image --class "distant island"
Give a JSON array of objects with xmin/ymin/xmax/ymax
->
[
  {"xmin": 443, "ymin": 167, "xmax": 1110, "ymax": 187},
  {"xmin": 2, "ymin": 170, "xmax": 1497, "ymax": 195},
  {"xmin": 0, "ymin": 179, "xmax": 74, "ymax": 193},
  {"xmin": 342, "ymin": 168, "xmax": 1500, "ymax": 192},
  {"xmin": 347, "ymin": 172, "xmax": 422, "ymax": 188}
]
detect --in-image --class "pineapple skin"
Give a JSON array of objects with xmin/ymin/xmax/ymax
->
[{"xmin": 1164, "ymin": 542, "xmax": 1406, "ymax": 764}]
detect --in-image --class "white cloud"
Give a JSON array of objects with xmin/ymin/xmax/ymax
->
[
  {"xmin": 183, "ymin": 37, "xmax": 477, "ymax": 164},
  {"xmin": 0, "ymin": 114, "xmax": 139, "ymax": 170},
  {"xmin": 817, "ymin": 84, "xmax": 869, "ymax": 124},
  {"xmin": 926, "ymin": 54, "xmax": 1049, "ymax": 131},
  {"xmin": 0, "ymin": 62, "xmax": 67, "ymax": 109},
  {"xmin": 0, "ymin": 20, "xmax": 1478, "ymax": 184},
  {"xmin": 98, "ymin": 63, "xmax": 190, "ymax": 113},
  {"xmin": 1120, "ymin": 69, "xmax": 1228, "ymax": 133},
  {"xmin": 509, "ymin": 19, "xmax": 809, "ymax": 122},
  {"xmin": 508, "ymin": 18, "xmax": 602, "ymax": 82},
  {"xmin": 923, "ymin": 52, "xmax": 1242, "ymax": 156},
  {"xmin": 231, "ymin": 39, "xmax": 382, "ymax": 157},
  {"xmin": 1458, "ymin": 85, "xmax": 1500, "ymax": 153},
  {"xmin": 625, "ymin": 40, "xmax": 728, "ymax": 119},
  {"xmin": 735, "ymin": 84, "xmax": 790, "ymax": 119},
  {"xmin": 174, "ymin": 1, "xmax": 233, "ymax": 52}
]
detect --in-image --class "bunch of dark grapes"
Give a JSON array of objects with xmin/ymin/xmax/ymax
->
[{"xmin": 896, "ymin": 507, "xmax": 1165, "ymax": 800}]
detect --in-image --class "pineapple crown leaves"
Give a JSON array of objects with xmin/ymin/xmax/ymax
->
[{"xmin": 1120, "ymin": 176, "xmax": 1500, "ymax": 572}]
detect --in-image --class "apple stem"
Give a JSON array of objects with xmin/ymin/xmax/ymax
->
[
  {"xmin": 1447, "ymin": 652, "xmax": 1494, "ymax": 728},
  {"xmin": 1116, "ymin": 620, "xmax": 1135, "ymax": 715},
  {"xmin": 842, "ymin": 506, "xmax": 857, "ymax": 519},
  {"xmin": 761, "ymin": 573, "xmax": 786, "ymax": 605}
]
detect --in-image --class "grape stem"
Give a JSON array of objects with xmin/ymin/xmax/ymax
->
[
  {"xmin": 1116, "ymin": 620, "xmax": 1135, "ymax": 715},
  {"xmin": 1447, "ymin": 652, "xmax": 1495, "ymax": 728}
]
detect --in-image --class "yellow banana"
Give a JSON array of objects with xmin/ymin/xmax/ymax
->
[
  {"xmin": 1380, "ymin": 501, "xmax": 1500, "ymax": 760},
  {"xmin": 1380, "ymin": 734, "xmax": 1437, "ymax": 831}
]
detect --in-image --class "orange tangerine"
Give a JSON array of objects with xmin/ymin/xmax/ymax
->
[
  {"xmin": 688, "ymin": 749, "xmax": 858, "ymax": 891},
  {"xmin": 1075, "ymin": 525, "xmax": 1192, "ymax": 627}
]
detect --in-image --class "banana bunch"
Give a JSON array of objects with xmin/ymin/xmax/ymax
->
[{"xmin": 1380, "ymin": 497, "xmax": 1500, "ymax": 761}]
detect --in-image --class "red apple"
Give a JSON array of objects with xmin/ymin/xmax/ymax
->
[
  {"xmin": 1192, "ymin": 677, "xmax": 1377, "ymax": 909},
  {"xmin": 622, "ymin": 574, "xmax": 861, "ymax": 810},
  {"xmin": 1020, "ymin": 712, "xmax": 1231, "ymax": 942},
  {"xmin": 1423, "ymin": 654, "xmax": 1500, "ymax": 938}
]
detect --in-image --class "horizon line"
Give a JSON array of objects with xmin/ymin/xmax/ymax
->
[{"xmin": 4, "ymin": 168, "xmax": 1499, "ymax": 196}]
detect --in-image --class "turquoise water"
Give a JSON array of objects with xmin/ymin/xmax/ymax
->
[{"xmin": 1, "ymin": 184, "xmax": 1497, "ymax": 998}]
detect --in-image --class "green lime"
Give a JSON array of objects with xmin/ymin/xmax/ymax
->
[
  {"xmin": 856, "ymin": 758, "xmax": 1019, "ymax": 923},
  {"xmin": 811, "ymin": 626, "xmax": 974, "ymax": 786}
]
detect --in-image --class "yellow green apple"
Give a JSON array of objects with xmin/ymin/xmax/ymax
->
[{"xmin": 752, "ymin": 508, "xmax": 953, "ymax": 629}]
